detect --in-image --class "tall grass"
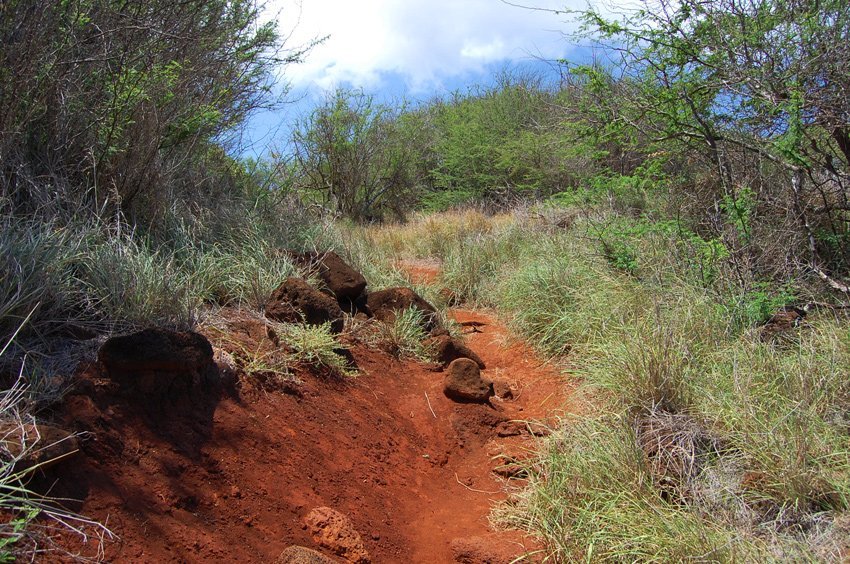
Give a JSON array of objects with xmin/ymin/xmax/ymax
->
[
  {"xmin": 347, "ymin": 207, "xmax": 850, "ymax": 561},
  {"xmin": 0, "ymin": 323, "xmax": 113, "ymax": 560}
]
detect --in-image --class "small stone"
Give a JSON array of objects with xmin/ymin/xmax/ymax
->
[
  {"xmin": 304, "ymin": 507, "xmax": 370, "ymax": 564},
  {"xmin": 0, "ymin": 423, "xmax": 79, "ymax": 474},
  {"xmin": 443, "ymin": 358, "xmax": 493, "ymax": 403},
  {"xmin": 275, "ymin": 546, "xmax": 338, "ymax": 564},
  {"xmin": 491, "ymin": 380, "xmax": 513, "ymax": 400}
]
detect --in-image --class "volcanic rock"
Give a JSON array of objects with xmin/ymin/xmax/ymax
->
[
  {"xmin": 276, "ymin": 546, "xmax": 339, "ymax": 564},
  {"xmin": 0, "ymin": 423, "xmax": 79, "ymax": 474},
  {"xmin": 98, "ymin": 328, "xmax": 216, "ymax": 394},
  {"xmin": 290, "ymin": 251, "xmax": 367, "ymax": 300},
  {"xmin": 266, "ymin": 278, "xmax": 345, "ymax": 334},
  {"xmin": 304, "ymin": 507, "xmax": 370, "ymax": 564},
  {"xmin": 443, "ymin": 358, "xmax": 493, "ymax": 403},
  {"xmin": 366, "ymin": 287, "xmax": 438, "ymax": 331}
]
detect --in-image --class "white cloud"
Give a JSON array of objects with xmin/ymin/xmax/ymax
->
[{"xmin": 267, "ymin": 0, "xmax": 589, "ymax": 93}]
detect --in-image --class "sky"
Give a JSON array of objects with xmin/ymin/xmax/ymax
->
[{"xmin": 241, "ymin": 0, "xmax": 601, "ymax": 156}]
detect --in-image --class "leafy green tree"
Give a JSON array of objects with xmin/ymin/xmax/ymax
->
[
  {"xmin": 573, "ymin": 0, "xmax": 850, "ymax": 284},
  {"xmin": 290, "ymin": 89, "xmax": 423, "ymax": 221},
  {"xmin": 0, "ymin": 0, "xmax": 311, "ymax": 219}
]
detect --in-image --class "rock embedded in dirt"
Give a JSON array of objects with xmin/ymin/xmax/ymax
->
[
  {"xmin": 491, "ymin": 380, "xmax": 513, "ymax": 400},
  {"xmin": 337, "ymin": 293, "xmax": 372, "ymax": 318},
  {"xmin": 425, "ymin": 334, "xmax": 485, "ymax": 370},
  {"xmin": 266, "ymin": 277, "xmax": 345, "ymax": 334},
  {"xmin": 760, "ymin": 307, "xmax": 807, "ymax": 341},
  {"xmin": 98, "ymin": 328, "xmax": 217, "ymax": 394},
  {"xmin": 304, "ymin": 507, "xmax": 370, "ymax": 564},
  {"xmin": 366, "ymin": 287, "xmax": 438, "ymax": 331},
  {"xmin": 0, "ymin": 423, "xmax": 79, "ymax": 474},
  {"xmin": 443, "ymin": 358, "xmax": 493, "ymax": 403},
  {"xmin": 275, "ymin": 545, "xmax": 339, "ymax": 564}
]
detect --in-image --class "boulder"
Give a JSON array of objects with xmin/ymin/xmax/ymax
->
[
  {"xmin": 304, "ymin": 507, "xmax": 370, "ymax": 564},
  {"xmin": 266, "ymin": 278, "xmax": 345, "ymax": 334},
  {"xmin": 425, "ymin": 334, "xmax": 485, "ymax": 370},
  {"xmin": 366, "ymin": 287, "xmax": 438, "ymax": 331},
  {"xmin": 98, "ymin": 328, "xmax": 216, "ymax": 394},
  {"xmin": 290, "ymin": 251, "xmax": 367, "ymax": 300},
  {"xmin": 0, "ymin": 423, "xmax": 79, "ymax": 474},
  {"xmin": 443, "ymin": 358, "xmax": 493, "ymax": 403},
  {"xmin": 276, "ymin": 546, "xmax": 339, "ymax": 564}
]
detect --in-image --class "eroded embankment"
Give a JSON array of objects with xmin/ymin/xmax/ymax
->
[{"xmin": 44, "ymin": 261, "xmax": 572, "ymax": 563}]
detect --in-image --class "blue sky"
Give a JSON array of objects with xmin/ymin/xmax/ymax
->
[{"xmin": 240, "ymin": 0, "xmax": 612, "ymax": 156}]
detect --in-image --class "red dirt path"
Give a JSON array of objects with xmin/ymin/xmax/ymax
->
[{"xmin": 49, "ymin": 263, "xmax": 572, "ymax": 563}]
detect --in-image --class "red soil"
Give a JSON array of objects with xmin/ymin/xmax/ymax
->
[{"xmin": 48, "ymin": 265, "xmax": 573, "ymax": 563}]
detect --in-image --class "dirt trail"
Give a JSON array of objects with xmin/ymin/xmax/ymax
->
[{"xmin": 49, "ymin": 260, "xmax": 572, "ymax": 562}]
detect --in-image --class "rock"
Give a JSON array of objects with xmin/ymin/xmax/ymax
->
[
  {"xmin": 760, "ymin": 307, "xmax": 807, "ymax": 341},
  {"xmin": 275, "ymin": 546, "xmax": 339, "ymax": 564},
  {"xmin": 0, "ymin": 423, "xmax": 79, "ymax": 474},
  {"xmin": 491, "ymin": 380, "xmax": 513, "ymax": 400},
  {"xmin": 290, "ymin": 251, "xmax": 367, "ymax": 300},
  {"xmin": 443, "ymin": 358, "xmax": 493, "ymax": 403},
  {"xmin": 98, "ymin": 328, "xmax": 216, "ymax": 394},
  {"xmin": 450, "ymin": 537, "xmax": 517, "ymax": 564},
  {"xmin": 304, "ymin": 507, "xmax": 370, "ymax": 564},
  {"xmin": 366, "ymin": 287, "xmax": 438, "ymax": 331},
  {"xmin": 425, "ymin": 334, "xmax": 485, "ymax": 370},
  {"xmin": 266, "ymin": 278, "xmax": 345, "ymax": 334},
  {"xmin": 315, "ymin": 251, "xmax": 368, "ymax": 299}
]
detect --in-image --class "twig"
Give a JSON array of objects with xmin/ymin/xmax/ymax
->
[
  {"xmin": 424, "ymin": 392, "xmax": 437, "ymax": 418},
  {"xmin": 454, "ymin": 473, "xmax": 500, "ymax": 494}
]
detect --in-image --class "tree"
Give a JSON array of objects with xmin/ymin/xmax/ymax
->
[
  {"xmin": 0, "ymin": 0, "xmax": 312, "ymax": 219},
  {"xmin": 573, "ymin": 0, "xmax": 850, "ymax": 285},
  {"xmin": 290, "ymin": 89, "xmax": 423, "ymax": 221}
]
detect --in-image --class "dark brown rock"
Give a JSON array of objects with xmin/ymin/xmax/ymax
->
[
  {"xmin": 275, "ymin": 546, "xmax": 339, "ymax": 564},
  {"xmin": 760, "ymin": 308, "xmax": 806, "ymax": 341},
  {"xmin": 99, "ymin": 328, "xmax": 214, "ymax": 375},
  {"xmin": 304, "ymin": 507, "xmax": 370, "ymax": 564},
  {"xmin": 491, "ymin": 379, "xmax": 513, "ymax": 400},
  {"xmin": 315, "ymin": 251, "xmax": 367, "ymax": 299},
  {"xmin": 443, "ymin": 358, "xmax": 493, "ymax": 403},
  {"xmin": 0, "ymin": 423, "xmax": 79, "ymax": 474},
  {"xmin": 337, "ymin": 293, "xmax": 372, "ymax": 318},
  {"xmin": 98, "ymin": 329, "xmax": 217, "ymax": 395},
  {"xmin": 266, "ymin": 278, "xmax": 345, "ymax": 334},
  {"xmin": 425, "ymin": 334, "xmax": 485, "ymax": 370},
  {"xmin": 366, "ymin": 287, "xmax": 438, "ymax": 331},
  {"xmin": 290, "ymin": 251, "xmax": 367, "ymax": 300}
]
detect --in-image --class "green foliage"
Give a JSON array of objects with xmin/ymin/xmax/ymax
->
[
  {"xmin": 726, "ymin": 282, "xmax": 796, "ymax": 329},
  {"xmin": 428, "ymin": 71, "xmax": 569, "ymax": 204},
  {"xmin": 291, "ymin": 88, "xmax": 424, "ymax": 221},
  {"xmin": 0, "ymin": 0, "xmax": 300, "ymax": 218}
]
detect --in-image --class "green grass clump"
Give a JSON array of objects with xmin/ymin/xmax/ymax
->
[
  {"xmin": 364, "ymin": 307, "xmax": 435, "ymax": 362},
  {"xmin": 277, "ymin": 322, "xmax": 357, "ymax": 378}
]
